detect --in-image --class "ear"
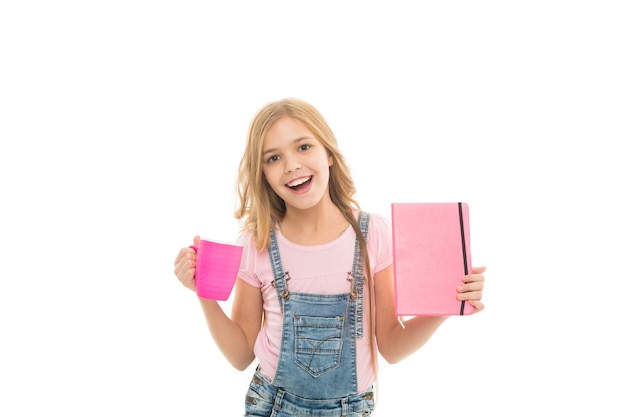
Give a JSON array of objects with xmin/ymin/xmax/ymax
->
[{"xmin": 328, "ymin": 152, "xmax": 334, "ymax": 167}]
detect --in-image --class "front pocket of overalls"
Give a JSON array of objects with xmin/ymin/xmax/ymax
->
[
  {"xmin": 244, "ymin": 374, "xmax": 274, "ymax": 417},
  {"xmin": 293, "ymin": 314, "xmax": 344, "ymax": 377}
]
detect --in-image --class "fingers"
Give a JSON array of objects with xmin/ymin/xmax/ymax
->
[
  {"xmin": 471, "ymin": 265, "xmax": 486, "ymax": 274},
  {"xmin": 456, "ymin": 287, "xmax": 483, "ymax": 301},
  {"xmin": 457, "ymin": 281, "xmax": 483, "ymax": 294},
  {"xmin": 456, "ymin": 265, "xmax": 486, "ymax": 311},
  {"xmin": 174, "ymin": 236, "xmax": 200, "ymax": 265},
  {"xmin": 173, "ymin": 246, "xmax": 198, "ymax": 292},
  {"xmin": 456, "ymin": 288, "xmax": 484, "ymax": 313},
  {"xmin": 174, "ymin": 248, "xmax": 188, "ymax": 266},
  {"xmin": 173, "ymin": 248, "xmax": 195, "ymax": 275},
  {"xmin": 179, "ymin": 266, "xmax": 196, "ymax": 291},
  {"xmin": 457, "ymin": 269, "xmax": 484, "ymax": 292},
  {"xmin": 468, "ymin": 299, "xmax": 485, "ymax": 312}
]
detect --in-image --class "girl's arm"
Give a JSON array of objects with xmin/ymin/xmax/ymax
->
[
  {"xmin": 375, "ymin": 265, "xmax": 485, "ymax": 364},
  {"xmin": 198, "ymin": 278, "xmax": 263, "ymax": 371},
  {"xmin": 174, "ymin": 243, "xmax": 263, "ymax": 371}
]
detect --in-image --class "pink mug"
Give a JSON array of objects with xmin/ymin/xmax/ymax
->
[{"xmin": 190, "ymin": 239, "xmax": 243, "ymax": 300}]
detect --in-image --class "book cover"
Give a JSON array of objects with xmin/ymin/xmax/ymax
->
[{"xmin": 391, "ymin": 202, "xmax": 473, "ymax": 316}]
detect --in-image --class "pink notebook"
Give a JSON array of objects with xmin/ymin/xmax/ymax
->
[{"xmin": 391, "ymin": 202, "xmax": 473, "ymax": 316}]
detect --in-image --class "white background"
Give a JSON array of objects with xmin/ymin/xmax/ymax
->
[{"xmin": 1, "ymin": 1, "xmax": 625, "ymax": 416}]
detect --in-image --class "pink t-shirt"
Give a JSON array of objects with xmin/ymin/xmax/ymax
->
[{"xmin": 237, "ymin": 212, "xmax": 393, "ymax": 393}]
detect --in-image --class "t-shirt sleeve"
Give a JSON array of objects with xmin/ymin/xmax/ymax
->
[
  {"xmin": 236, "ymin": 231, "xmax": 262, "ymax": 288},
  {"xmin": 367, "ymin": 213, "xmax": 394, "ymax": 274}
]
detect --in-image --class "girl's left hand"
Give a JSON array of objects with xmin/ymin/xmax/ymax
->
[{"xmin": 457, "ymin": 266, "xmax": 486, "ymax": 312}]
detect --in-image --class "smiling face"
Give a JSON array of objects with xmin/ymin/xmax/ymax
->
[{"xmin": 261, "ymin": 116, "xmax": 334, "ymax": 213}]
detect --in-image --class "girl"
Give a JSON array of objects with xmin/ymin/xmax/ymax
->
[{"xmin": 173, "ymin": 98, "xmax": 486, "ymax": 416}]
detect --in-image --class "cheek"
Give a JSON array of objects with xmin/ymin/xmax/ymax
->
[
  {"xmin": 262, "ymin": 168, "xmax": 282, "ymax": 191},
  {"xmin": 262, "ymin": 165, "xmax": 277, "ymax": 181},
  {"xmin": 265, "ymin": 180, "xmax": 281, "ymax": 198}
]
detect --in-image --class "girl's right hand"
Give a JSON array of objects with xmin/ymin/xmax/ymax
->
[{"xmin": 173, "ymin": 235, "xmax": 200, "ymax": 292}]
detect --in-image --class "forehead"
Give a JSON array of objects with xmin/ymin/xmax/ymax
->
[{"xmin": 264, "ymin": 116, "xmax": 315, "ymax": 145}]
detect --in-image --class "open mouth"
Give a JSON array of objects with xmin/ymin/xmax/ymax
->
[{"xmin": 286, "ymin": 176, "xmax": 312, "ymax": 191}]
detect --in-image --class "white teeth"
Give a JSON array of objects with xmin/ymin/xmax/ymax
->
[{"xmin": 287, "ymin": 176, "xmax": 311, "ymax": 187}]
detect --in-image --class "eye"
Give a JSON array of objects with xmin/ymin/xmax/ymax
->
[
  {"xmin": 298, "ymin": 144, "xmax": 311, "ymax": 152},
  {"xmin": 266, "ymin": 154, "xmax": 280, "ymax": 164}
]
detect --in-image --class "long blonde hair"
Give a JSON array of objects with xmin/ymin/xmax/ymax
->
[{"xmin": 234, "ymin": 97, "xmax": 378, "ymax": 380}]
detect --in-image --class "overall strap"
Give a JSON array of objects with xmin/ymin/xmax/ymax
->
[
  {"xmin": 268, "ymin": 228, "xmax": 290, "ymax": 313},
  {"xmin": 350, "ymin": 212, "xmax": 370, "ymax": 338}
]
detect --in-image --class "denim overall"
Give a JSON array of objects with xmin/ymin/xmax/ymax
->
[{"xmin": 244, "ymin": 213, "xmax": 375, "ymax": 417}]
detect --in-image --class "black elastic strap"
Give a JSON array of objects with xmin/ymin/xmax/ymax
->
[{"xmin": 458, "ymin": 202, "xmax": 469, "ymax": 315}]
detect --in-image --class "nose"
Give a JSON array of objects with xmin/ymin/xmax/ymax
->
[{"xmin": 284, "ymin": 154, "xmax": 301, "ymax": 173}]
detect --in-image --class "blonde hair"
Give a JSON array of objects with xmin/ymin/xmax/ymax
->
[{"xmin": 234, "ymin": 97, "xmax": 378, "ymax": 381}]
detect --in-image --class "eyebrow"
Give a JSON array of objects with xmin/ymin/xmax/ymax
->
[{"xmin": 262, "ymin": 136, "xmax": 313, "ymax": 156}]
